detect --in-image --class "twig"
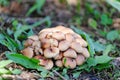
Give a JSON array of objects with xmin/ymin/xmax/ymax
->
[{"xmin": 52, "ymin": 70, "xmax": 67, "ymax": 80}]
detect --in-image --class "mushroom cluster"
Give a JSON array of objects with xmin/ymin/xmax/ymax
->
[{"xmin": 21, "ymin": 26, "xmax": 90, "ymax": 70}]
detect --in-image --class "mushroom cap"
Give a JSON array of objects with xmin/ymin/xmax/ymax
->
[
  {"xmin": 53, "ymin": 26, "xmax": 66, "ymax": 31},
  {"xmin": 63, "ymin": 57, "xmax": 76, "ymax": 69},
  {"xmin": 70, "ymin": 41, "xmax": 83, "ymax": 53},
  {"xmin": 21, "ymin": 47, "xmax": 34, "ymax": 58},
  {"xmin": 65, "ymin": 33, "xmax": 74, "ymax": 42},
  {"xmin": 58, "ymin": 40, "xmax": 70, "ymax": 51},
  {"xmin": 76, "ymin": 54, "xmax": 85, "ymax": 65},
  {"xmin": 41, "ymin": 38, "xmax": 51, "ymax": 48},
  {"xmin": 44, "ymin": 59, "xmax": 54, "ymax": 70},
  {"xmin": 28, "ymin": 35, "xmax": 39, "ymax": 41},
  {"xmin": 32, "ymin": 41, "xmax": 41, "ymax": 48},
  {"xmin": 39, "ymin": 31, "xmax": 49, "ymax": 40},
  {"xmin": 63, "ymin": 49, "xmax": 77, "ymax": 58},
  {"xmin": 55, "ymin": 60, "xmax": 63, "ymax": 67},
  {"xmin": 75, "ymin": 38, "xmax": 87, "ymax": 47},
  {"xmin": 61, "ymin": 28, "xmax": 74, "ymax": 34},
  {"xmin": 82, "ymin": 48, "xmax": 90, "ymax": 58},
  {"xmin": 49, "ymin": 39, "xmax": 58, "ymax": 47},
  {"xmin": 52, "ymin": 31, "xmax": 65, "ymax": 40},
  {"xmin": 54, "ymin": 52, "xmax": 63, "ymax": 60},
  {"xmin": 24, "ymin": 39, "xmax": 34, "ymax": 47},
  {"xmin": 39, "ymin": 59, "xmax": 54, "ymax": 70},
  {"xmin": 44, "ymin": 47, "xmax": 59, "ymax": 58}
]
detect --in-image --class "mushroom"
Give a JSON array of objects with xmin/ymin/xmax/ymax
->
[
  {"xmin": 75, "ymin": 54, "xmax": 85, "ymax": 65},
  {"xmin": 49, "ymin": 39, "xmax": 58, "ymax": 47},
  {"xmin": 21, "ymin": 47, "xmax": 34, "ymax": 58},
  {"xmin": 34, "ymin": 55, "xmax": 54, "ymax": 70},
  {"xmin": 39, "ymin": 59, "xmax": 54, "ymax": 70},
  {"xmin": 82, "ymin": 48, "xmax": 90, "ymax": 58},
  {"xmin": 39, "ymin": 31, "xmax": 49, "ymax": 40},
  {"xmin": 58, "ymin": 40, "xmax": 70, "ymax": 51},
  {"xmin": 52, "ymin": 31, "xmax": 65, "ymax": 40},
  {"xmin": 54, "ymin": 52, "xmax": 63, "ymax": 60},
  {"xmin": 32, "ymin": 41, "xmax": 41, "ymax": 48},
  {"xmin": 65, "ymin": 33, "xmax": 74, "ymax": 42},
  {"xmin": 62, "ymin": 57, "xmax": 76, "ymax": 69},
  {"xmin": 70, "ymin": 41, "xmax": 83, "ymax": 53},
  {"xmin": 44, "ymin": 47, "xmax": 59, "ymax": 58},
  {"xmin": 41, "ymin": 38, "xmax": 51, "ymax": 48},
  {"xmin": 75, "ymin": 38, "xmax": 87, "ymax": 47},
  {"xmin": 63, "ymin": 49, "xmax": 77, "ymax": 58},
  {"xmin": 24, "ymin": 39, "xmax": 34, "ymax": 47},
  {"xmin": 28, "ymin": 35, "xmax": 39, "ymax": 41},
  {"xmin": 55, "ymin": 60, "xmax": 63, "ymax": 67}
]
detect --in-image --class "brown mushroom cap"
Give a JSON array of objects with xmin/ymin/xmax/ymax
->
[
  {"xmin": 32, "ymin": 41, "xmax": 41, "ymax": 48},
  {"xmin": 44, "ymin": 59, "xmax": 54, "ymax": 70},
  {"xmin": 70, "ymin": 41, "xmax": 83, "ymax": 53},
  {"xmin": 63, "ymin": 57, "xmax": 76, "ymax": 69},
  {"xmin": 55, "ymin": 60, "xmax": 63, "ymax": 67},
  {"xmin": 65, "ymin": 33, "xmax": 74, "ymax": 42},
  {"xmin": 82, "ymin": 48, "xmax": 90, "ymax": 58},
  {"xmin": 75, "ymin": 38, "xmax": 87, "ymax": 47},
  {"xmin": 24, "ymin": 39, "xmax": 34, "ymax": 47},
  {"xmin": 58, "ymin": 40, "xmax": 70, "ymax": 51},
  {"xmin": 49, "ymin": 39, "xmax": 58, "ymax": 47},
  {"xmin": 52, "ymin": 31, "xmax": 65, "ymax": 40},
  {"xmin": 21, "ymin": 47, "xmax": 34, "ymax": 58},
  {"xmin": 76, "ymin": 54, "xmax": 85, "ymax": 65},
  {"xmin": 39, "ymin": 59, "xmax": 54, "ymax": 70},
  {"xmin": 54, "ymin": 52, "xmax": 63, "ymax": 60},
  {"xmin": 39, "ymin": 31, "xmax": 49, "ymax": 40},
  {"xmin": 63, "ymin": 49, "xmax": 77, "ymax": 58},
  {"xmin": 41, "ymin": 38, "xmax": 51, "ymax": 48},
  {"xmin": 44, "ymin": 47, "xmax": 59, "ymax": 58},
  {"xmin": 28, "ymin": 35, "xmax": 39, "ymax": 41}
]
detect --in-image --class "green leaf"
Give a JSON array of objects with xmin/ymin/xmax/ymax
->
[
  {"xmin": 6, "ymin": 53, "xmax": 40, "ymax": 69},
  {"xmin": 73, "ymin": 72, "xmax": 81, "ymax": 79},
  {"xmin": 87, "ymin": 57, "xmax": 97, "ymax": 67},
  {"xmin": 88, "ymin": 18, "xmax": 97, "ymax": 29},
  {"xmin": 0, "ymin": 68, "xmax": 10, "ymax": 74},
  {"xmin": 0, "ymin": 60, "xmax": 13, "ymax": 68},
  {"xmin": 11, "ymin": 69, "xmax": 22, "ymax": 75},
  {"xmin": 95, "ymin": 45, "xmax": 113, "ymax": 64},
  {"xmin": 106, "ymin": 30, "xmax": 119, "ymax": 41},
  {"xmin": 100, "ymin": 14, "xmax": 113, "ymax": 26},
  {"xmin": 106, "ymin": 0, "xmax": 120, "ymax": 12},
  {"xmin": 93, "ymin": 42, "xmax": 106, "ymax": 52},
  {"xmin": 70, "ymin": 25, "xmax": 95, "ymax": 57}
]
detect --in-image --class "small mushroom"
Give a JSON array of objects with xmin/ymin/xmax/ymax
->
[
  {"xmin": 49, "ymin": 39, "xmax": 58, "ymax": 47},
  {"xmin": 34, "ymin": 55, "xmax": 44, "ymax": 59},
  {"xmin": 46, "ymin": 32, "xmax": 53, "ymax": 38},
  {"xmin": 58, "ymin": 40, "xmax": 70, "ymax": 51},
  {"xmin": 62, "ymin": 57, "xmax": 76, "ymax": 69},
  {"xmin": 41, "ymin": 38, "xmax": 51, "ymax": 48},
  {"xmin": 61, "ymin": 28, "xmax": 74, "ymax": 34},
  {"xmin": 39, "ymin": 31, "xmax": 49, "ymax": 40},
  {"xmin": 44, "ymin": 47, "xmax": 59, "ymax": 58},
  {"xmin": 39, "ymin": 59, "xmax": 54, "ymax": 70},
  {"xmin": 32, "ymin": 41, "xmax": 41, "ymax": 48},
  {"xmin": 70, "ymin": 41, "xmax": 83, "ymax": 53},
  {"xmin": 63, "ymin": 49, "xmax": 77, "ymax": 58},
  {"xmin": 76, "ymin": 54, "xmax": 85, "ymax": 65},
  {"xmin": 55, "ymin": 60, "xmax": 63, "ymax": 67},
  {"xmin": 52, "ymin": 31, "xmax": 65, "ymax": 40},
  {"xmin": 28, "ymin": 35, "xmax": 39, "ymax": 41},
  {"xmin": 65, "ymin": 33, "xmax": 74, "ymax": 42},
  {"xmin": 21, "ymin": 47, "xmax": 34, "ymax": 58},
  {"xmin": 34, "ymin": 47, "xmax": 43, "ymax": 55},
  {"xmin": 24, "ymin": 39, "xmax": 34, "ymax": 47},
  {"xmin": 54, "ymin": 52, "xmax": 63, "ymax": 60},
  {"xmin": 75, "ymin": 38, "xmax": 87, "ymax": 47},
  {"xmin": 82, "ymin": 48, "xmax": 90, "ymax": 58}
]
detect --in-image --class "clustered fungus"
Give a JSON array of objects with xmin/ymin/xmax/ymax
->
[{"xmin": 21, "ymin": 26, "xmax": 90, "ymax": 70}]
